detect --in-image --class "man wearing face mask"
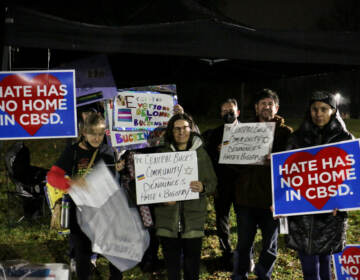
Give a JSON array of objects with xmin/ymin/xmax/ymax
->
[{"xmin": 202, "ymin": 98, "xmax": 240, "ymax": 270}]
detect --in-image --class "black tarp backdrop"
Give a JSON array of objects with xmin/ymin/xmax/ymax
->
[{"xmin": 2, "ymin": 0, "xmax": 360, "ymax": 118}]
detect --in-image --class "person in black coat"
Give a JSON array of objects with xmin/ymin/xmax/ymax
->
[
  {"xmin": 285, "ymin": 91, "xmax": 353, "ymax": 280},
  {"xmin": 202, "ymin": 98, "xmax": 240, "ymax": 270}
]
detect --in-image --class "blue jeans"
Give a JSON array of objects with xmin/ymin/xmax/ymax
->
[
  {"xmin": 298, "ymin": 252, "xmax": 331, "ymax": 280},
  {"xmin": 232, "ymin": 206, "xmax": 279, "ymax": 280}
]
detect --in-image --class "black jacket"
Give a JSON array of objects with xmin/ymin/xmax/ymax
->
[
  {"xmin": 202, "ymin": 123, "xmax": 239, "ymax": 187},
  {"xmin": 285, "ymin": 112, "xmax": 353, "ymax": 255},
  {"xmin": 234, "ymin": 115, "xmax": 293, "ymax": 208}
]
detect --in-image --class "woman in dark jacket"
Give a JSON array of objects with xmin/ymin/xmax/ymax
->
[
  {"xmin": 285, "ymin": 91, "xmax": 353, "ymax": 280},
  {"xmin": 47, "ymin": 112, "xmax": 123, "ymax": 280},
  {"xmin": 154, "ymin": 113, "xmax": 217, "ymax": 280}
]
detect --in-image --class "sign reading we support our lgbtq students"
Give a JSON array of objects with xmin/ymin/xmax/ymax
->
[
  {"xmin": 332, "ymin": 245, "xmax": 360, "ymax": 280},
  {"xmin": 271, "ymin": 139, "xmax": 360, "ymax": 216},
  {"xmin": 0, "ymin": 70, "xmax": 77, "ymax": 139},
  {"xmin": 134, "ymin": 151, "xmax": 199, "ymax": 205}
]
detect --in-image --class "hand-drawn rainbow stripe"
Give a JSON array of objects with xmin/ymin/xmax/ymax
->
[
  {"xmin": 137, "ymin": 174, "xmax": 145, "ymax": 181},
  {"xmin": 223, "ymin": 140, "xmax": 230, "ymax": 146},
  {"xmin": 118, "ymin": 108, "xmax": 132, "ymax": 122}
]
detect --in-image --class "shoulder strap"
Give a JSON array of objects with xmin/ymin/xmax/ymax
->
[{"xmin": 82, "ymin": 149, "xmax": 98, "ymax": 177}]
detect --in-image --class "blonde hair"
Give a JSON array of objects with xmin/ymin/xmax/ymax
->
[{"xmin": 82, "ymin": 112, "xmax": 105, "ymax": 134}]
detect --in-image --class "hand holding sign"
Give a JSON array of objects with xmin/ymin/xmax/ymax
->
[{"xmin": 190, "ymin": 181, "xmax": 203, "ymax": 193}]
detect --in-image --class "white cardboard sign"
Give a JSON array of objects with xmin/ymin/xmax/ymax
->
[
  {"xmin": 219, "ymin": 122, "xmax": 275, "ymax": 165},
  {"xmin": 134, "ymin": 151, "xmax": 199, "ymax": 205}
]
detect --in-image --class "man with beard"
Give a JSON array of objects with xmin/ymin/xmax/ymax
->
[
  {"xmin": 232, "ymin": 89, "xmax": 293, "ymax": 280},
  {"xmin": 202, "ymin": 98, "xmax": 240, "ymax": 270}
]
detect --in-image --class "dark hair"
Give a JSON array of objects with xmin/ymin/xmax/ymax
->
[
  {"xmin": 254, "ymin": 88, "xmax": 279, "ymax": 105},
  {"xmin": 82, "ymin": 112, "xmax": 105, "ymax": 133},
  {"xmin": 164, "ymin": 113, "xmax": 194, "ymax": 145},
  {"xmin": 220, "ymin": 98, "xmax": 238, "ymax": 111}
]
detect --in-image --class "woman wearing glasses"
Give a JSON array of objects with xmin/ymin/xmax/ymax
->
[{"xmin": 154, "ymin": 113, "xmax": 217, "ymax": 280}]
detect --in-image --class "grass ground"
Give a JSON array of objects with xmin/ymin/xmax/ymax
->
[{"xmin": 1, "ymin": 118, "xmax": 360, "ymax": 279}]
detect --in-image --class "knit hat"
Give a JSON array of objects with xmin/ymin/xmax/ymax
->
[{"xmin": 309, "ymin": 91, "xmax": 337, "ymax": 109}]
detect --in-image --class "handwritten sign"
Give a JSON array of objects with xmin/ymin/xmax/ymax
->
[
  {"xmin": 105, "ymin": 100, "xmax": 165, "ymax": 150},
  {"xmin": 271, "ymin": 140, "xmax": 360, "ymax": 216},
  {"xmin": 134, "ymin": 151, "xmax": 199, "ymax": 205},
  {"xmin": 0, "ymin": 70, "xmax": 77, "ymax": 139},
  {"xmin": 106, "ymin": 100, "xmax": 149, "ymax": 148},
  {"xmin": 333, "ymin": 245, "xmax": 360, "ymax": 280},
  {"xmin": 113, "ymin": 91, "xmax": 174, "ymax": 129},
  {"xmin": 219, "ymin": 122, "xmax": 275, "ymax": 165}
]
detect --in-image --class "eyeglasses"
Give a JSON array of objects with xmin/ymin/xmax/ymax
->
[{"xmin": 173, "ymin": 126, "xmax": 190, "ymax": 133}]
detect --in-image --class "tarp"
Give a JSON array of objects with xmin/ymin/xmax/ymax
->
[{"xmin": 3, "ymin": 1, "xmax": 360, "ymax": 67}]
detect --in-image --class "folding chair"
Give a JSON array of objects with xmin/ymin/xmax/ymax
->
[{"xmin": 4, "ymin": 142, "xmax": 48, "ymax": 224}]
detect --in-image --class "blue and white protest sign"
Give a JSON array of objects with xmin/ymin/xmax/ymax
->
[
  {"xmin": 0, "ymin": 70, "xmax": 77, "ymax": 139},
  {"xmin": 332, "ymin": 245, "xmax": 360, "ymax": 280},
  {"xmin": 271, "ymin": 140, "xmax": 360, "ymax": 216}
]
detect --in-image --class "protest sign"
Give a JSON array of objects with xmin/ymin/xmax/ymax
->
[
  {"xmin": 58, "ymin": 54, "xmax": 118, "ymax": 106},
  {"xmin": 333, "ymin": 245, "xmax": 360, "ymax": 280},
  {"xmin": 134, "ymin": 151, "xmax": 199, "ymax": 205},
  {"xmin": 105, "ymin": 100, "xmax": 150, "ymax": 149},
  {"xmin": 113, "ymin": 91, "xmax": 175, "ymax": 129},
  {"xmin": 219, "ymin": 122, "xmax": 275, "ymax": 165},
  {"xmin": 271, "ymin": 139, "xmax": 360, "ymax": 216},
  {"xmin": 0, "ymin": 70, "xmax": 77, "ymax": 139}
]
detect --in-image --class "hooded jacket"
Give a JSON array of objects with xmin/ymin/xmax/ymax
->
[
  {"xmin": 154, "ymin": 134, "xmax": 217, "ymax": 238},
  {"xmin": 234, "ymin": 115, "xmax": 293, "ymax": 208},
  {"xmin": 286, "ymin": 111, "xmax": 353, "ymax": 255}
]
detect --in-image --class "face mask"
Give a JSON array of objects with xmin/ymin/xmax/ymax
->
[{"xmin": 223, "ymin": 111, "xmax": 236, "ymax": 124}]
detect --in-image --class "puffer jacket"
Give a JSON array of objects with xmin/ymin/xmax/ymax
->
[
  {"xmin": 286, "ymin": 111, "xmax": 353, "ymax": 255},
  {"xmin": 234, "ymin": 115, "xmax": 293, "ymax": 209},
  {"xmin": 154, "ymin": 134, "xmax": 217, "ymax": 238}
]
